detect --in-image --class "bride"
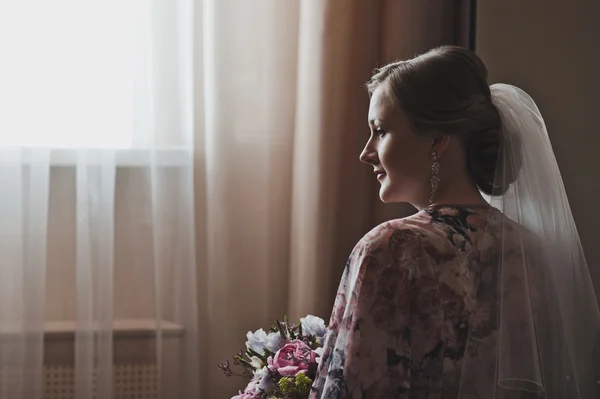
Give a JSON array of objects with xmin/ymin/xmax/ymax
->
[{"xmin": 309, "ymin": 46, "xmax": 600, "ymax": 398}]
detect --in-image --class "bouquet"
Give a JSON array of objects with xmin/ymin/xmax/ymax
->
[{"xmin": 218, "ymin": 315, "xmax": 327, "ymax": 399}]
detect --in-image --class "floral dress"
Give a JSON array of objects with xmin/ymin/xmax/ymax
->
[{"xmin": 309, "ymin": 205, "xmax": 525, "ymax": 399}]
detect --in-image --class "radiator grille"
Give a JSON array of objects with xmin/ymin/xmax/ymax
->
[
  {"xmin": 0, "ymin": 320, "xmax": 182, "ymax": 398},
  {"xmin": 44, "ymin": 363, "xmax": 158, "ymax": 399}
]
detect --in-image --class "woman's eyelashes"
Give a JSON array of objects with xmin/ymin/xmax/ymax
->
[
  {"xmin": 367, "ymin": 125, "xmax": 386, "ymax": 139},
  {"xmin": 375, "ymin": 128, "xmax": 386, "ymax": 138}
]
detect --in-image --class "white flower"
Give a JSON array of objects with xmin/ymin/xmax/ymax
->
[
  {"xmin": 246, "ymin": 328, "xmax": 268, "ymax": 355},
  {"xmin": 249, "ymin": 356, "xmax": 265, "ymax": 369},
  {"xmin": 253, "ymin": 365, "xmax": 268, "ymax": 378},
  {"xmin": 253, "ymin": 366, "xmax": 275, "ymax": 393},
  {"xmin": 314, "ymin": 347, "xmax": 324, "ymax": 365},
  {"xmin": 264, "ymin": 331, "xmax": 283, "ymax": 353},
  {"xmin": 300, "ymin": 315, "xmax": 327, "ymax": 345}
]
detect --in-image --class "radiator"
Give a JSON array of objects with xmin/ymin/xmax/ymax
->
[
  {"xmin": 44, "ymin": 363, "xmax": 158, "ymax": 399},
  {"xmin": 42, "ymin": 319, "xmax": 182, "ymax": 399}
]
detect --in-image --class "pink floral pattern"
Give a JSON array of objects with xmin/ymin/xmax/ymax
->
[{"xmin": 309, "ymin": 206, "xmax": 512, "ymax": 399}]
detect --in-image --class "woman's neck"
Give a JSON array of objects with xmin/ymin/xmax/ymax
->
[{"xmin": 414, "ymin": 175, "xmax": 487, "ymax": 211}]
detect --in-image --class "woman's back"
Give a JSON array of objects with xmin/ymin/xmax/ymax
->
[{"xmin": 310, "ymin": 205, "xmax": 520, "ymax": 399}]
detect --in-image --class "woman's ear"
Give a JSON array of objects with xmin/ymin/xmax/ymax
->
[{"xmin": 431, "ymin": 133, "xmax": 451, "ymax": 158}]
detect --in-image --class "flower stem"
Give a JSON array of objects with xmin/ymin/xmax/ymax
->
[
  {"xmin": 235, "ymin": 355, "xmax": 256, "ymax": 370},
  {"xmin": 276, "ymin": 319, "xmax": 287, "ymax": 339}
]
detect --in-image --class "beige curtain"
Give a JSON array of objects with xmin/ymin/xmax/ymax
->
[{"xmin": 194, "ymin": 1, "xmax": 472, "ymax": 396}]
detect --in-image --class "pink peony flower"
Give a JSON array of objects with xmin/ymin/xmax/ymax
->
[{"xmin": 269, "ymin": 339, "xmax": 317, "ymax": 377}]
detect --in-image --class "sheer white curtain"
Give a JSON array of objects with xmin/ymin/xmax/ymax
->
[{"xmin": 0, "ymin": 0, "xmax": 198, "ymax": 398}]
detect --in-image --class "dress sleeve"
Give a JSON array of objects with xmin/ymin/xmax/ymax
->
[{"xmin": 340, "ymin": 226, "xmax": 442, "ymax": 398}]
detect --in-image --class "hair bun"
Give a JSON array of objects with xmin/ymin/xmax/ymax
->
[
  {"xmin": 466, "ymin": 122, "xmax": 520, "ymax": 196},
  {"xmin": 466, "ymin": 129, "xmax": 500, "ymax": 195}
]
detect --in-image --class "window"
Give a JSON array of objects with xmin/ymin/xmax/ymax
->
[{"xmin": 0, "ymin": 1, "xmax": 141, "ymax": 149}]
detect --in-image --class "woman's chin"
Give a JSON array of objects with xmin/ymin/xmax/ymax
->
[
  {"xmin": 378, "ymin": 186, "xmax": 396, "ymax": 203},
  {"xmin": 379, "ymin": 183, "xmax": 406, "ymax": 204}
]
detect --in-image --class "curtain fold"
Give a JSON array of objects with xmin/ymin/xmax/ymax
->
[
  {"xmin": 74, "ymin": 151, "xmax": 116, "ymax": 399},
  {"xmin": 199, "ymin": 1, "xmax": 301, "ymax": 396},
  {"xmin": 0, "ymin": 149, "xmax": 49, "ymax": 399}
]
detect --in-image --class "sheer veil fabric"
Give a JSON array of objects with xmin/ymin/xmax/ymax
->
[{"xmin": 458, "ymin": 84, "xmax": 600, "ymax": 398}]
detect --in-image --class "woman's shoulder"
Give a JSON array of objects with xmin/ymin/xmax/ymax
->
[
  {"xmin": 354, "ymin": 211, "xmax": 438, "ymax": 258},
  {"xmin": 345, "ymin": 212, "xmax": 450, "ymax": 286}
]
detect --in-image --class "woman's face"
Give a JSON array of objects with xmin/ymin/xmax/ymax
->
[{"xmin": 360, "ymin": 83, "xmax": 434, "ymax": 205}]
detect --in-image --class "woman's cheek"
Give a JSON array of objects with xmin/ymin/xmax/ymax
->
[{"xmin": 380, "ymin": 139, "xmax": 397, "ymax": 170}]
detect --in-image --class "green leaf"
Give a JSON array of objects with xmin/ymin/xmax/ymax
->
[
  {"xmin": 263, "ymin": 348, "xmax": 274, "ymax": 358},
  {"xmin": 246, "ymin": 347, "xmax": 267, "ymax": 363}
]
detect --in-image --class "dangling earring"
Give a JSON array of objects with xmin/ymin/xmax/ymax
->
[{"xmin": 430, "ymin": 151, "xmax": 440, "ymax": 204}]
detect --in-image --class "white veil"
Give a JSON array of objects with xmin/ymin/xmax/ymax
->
[{"xmin": 458, "ymin": 84, "xmax": 600, "ymax": 398}]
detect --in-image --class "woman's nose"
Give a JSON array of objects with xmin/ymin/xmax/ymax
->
[{"xmin": 359, "ymin": 141, "xmax": 377, "ymax": 165}]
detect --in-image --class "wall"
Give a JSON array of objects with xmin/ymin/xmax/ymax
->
[{"xmin": 477, "ymin": 0, "xmax": 600, "ymax": 288}]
